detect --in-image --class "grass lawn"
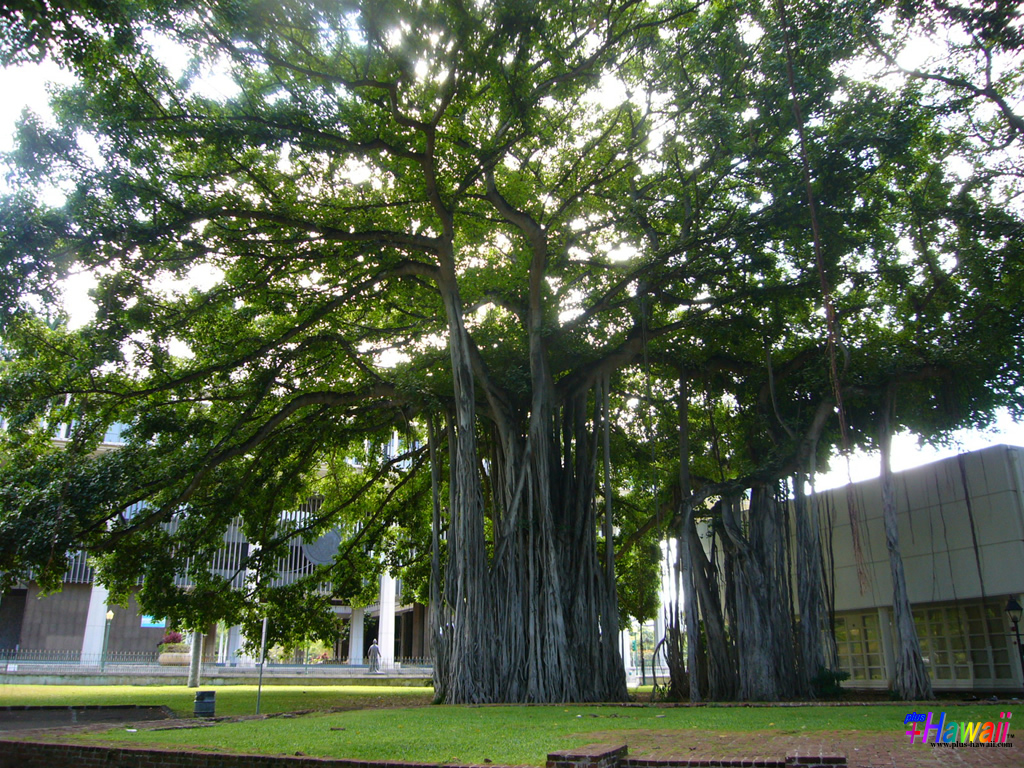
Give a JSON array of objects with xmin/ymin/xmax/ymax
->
[
  {"xmin": 0, "ymin": 683, "xmax": 433, "ymax": 717},
  {"xmin": 1, "ymin": 685, "xmax": 1008, "ymax": 766}
]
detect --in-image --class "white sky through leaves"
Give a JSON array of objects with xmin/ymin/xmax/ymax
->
[{"xmin": 1, "ymin": 39, "xmax": 1021, "ymax": 489}]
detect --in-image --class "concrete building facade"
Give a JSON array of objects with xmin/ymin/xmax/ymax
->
[
  {"xmin": 821, "ymin": 444, "xmax": 1024, "ymax": 691},
  {"xmin": 0, "ymin": 425, "xmax": 429, "ymax": 668},
  {"xmin": 0, "ymin": 567, "xmax": 426, "ymax": 668}
]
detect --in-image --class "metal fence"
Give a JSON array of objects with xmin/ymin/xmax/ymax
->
[
  {"xmin": 0, "ymin": 649, "xmax": 160, "ymax": 665},
  {"xmin": 211, "ymin": 655, "xmax": 434, "ymax": 676},
  {"xmin": 0, "ymin": 648, "xmax": 163, "ymax": 674},
  {"xmin": 0, "ymin": 649, "xmax": 433, "ymax": 677}
]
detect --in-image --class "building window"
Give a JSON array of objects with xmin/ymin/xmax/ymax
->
[
  {"xmin": 912, "ymin": 601, "xmax": 1013, "ymax": 685},
  {"xmin": 834, "ymin": 612, "xmax": 885, "ymax": 681}
]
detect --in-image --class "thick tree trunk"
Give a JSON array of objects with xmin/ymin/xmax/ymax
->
[
  {"xmin": 427, "ymin": 413, "xmax": 445, "ymax": 699},
  {"xmin": 721, "ymin": 493, "xmax": 776, "ymax": 700},
  {"xmin": 599, "ymin": 376, "xmax": 629, "ymax": 701},
  {"xmin": 436, "ymin": 270, "xmax": 490, "ymax": 703},
  {"xmin": 672, "ymin": 375, "xmax": 701, "ymax": 701},
  {"xmin": 430, "ymin": 176, "xmax": 627, "ymax": 704},
  {"xmin": 794, "ymin": 471, "xmax": 827, "ymax": 695},
  {"xmin": 689, "ymin": 518, "xmax": 737, "ymax": 700},
  {"xmin": 187, "ymin": 631, "xmax": 203, "ymax": 688},
  {"xmin": 432, "ymin": 276, "xmax": 627, "ymax": 701},
  {"xmin": 721, "ymin": 487, "xmax": 798, "ymax": 701},
  {"xmin": 879, "ymin": 388, "xmax": 933, "ymax": 700}
]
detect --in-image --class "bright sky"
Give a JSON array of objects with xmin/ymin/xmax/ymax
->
[
  {"xmin": 814, "ymin": 414, "xmax": 1024, "ymax": 491},
  {"xmin": 0, "ymin": 59, "xmax": 72, "ymax": 155},
  {"xmin": 1, "ymin": 50, "xmax": 1022, "ymax": 488}
]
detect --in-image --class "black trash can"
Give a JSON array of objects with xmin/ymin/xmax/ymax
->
[{"xmin": 194, "ymin": 690, "xmax": 215, "ymax": 718}]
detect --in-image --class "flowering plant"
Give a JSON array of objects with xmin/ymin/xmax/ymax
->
[{"xmin": 157, "ymin": 630, "xmax": 188, "ymax": 653}]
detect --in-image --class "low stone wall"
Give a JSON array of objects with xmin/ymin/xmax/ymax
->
[
  {"xmin": 548, "ymin": 743, "xmax": 846, "ymax": 768},
  {"xmin": 0, "ymin": 741, "xmax": 504, "ymax": 768},
  {"xmin": 548, "ymin": 744, "xmax": 629, "ymax": 768},
  {"xmin": 0, "ymin": 739, "xmax": 846, "ymax": 768}
]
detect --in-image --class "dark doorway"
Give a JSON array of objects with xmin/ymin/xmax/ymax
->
[
  {"xmin": 0, "ymin": 589, "xmax": 27, "ymax": 651},
  {"xmin": 364, "ymin": 616, "xmax": 379, "ymax": 657}
]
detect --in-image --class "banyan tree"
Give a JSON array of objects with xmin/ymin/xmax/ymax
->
[{"xmin": 2, "ymin": 0, "xmax": 1023, "ymax": 703}]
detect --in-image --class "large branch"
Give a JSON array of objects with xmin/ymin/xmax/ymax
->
[
  {"xmin": 216, "ymin": 32, "xmax": 431, "ymax": 132},
  {"xmin": 555, "ymin": 315, "xmax": 692, "ymax": 400},
  {"xmin": 484, "ymin": 169, "xmax": 547, "ymax": 256},
  {"xmin": 97, "ymin": 383, "xmax": 399, "ymax": 546},
  {"xmin": 210, "ymin": 208, "xmax": 442, "ymax": 254},
  {"xmin": 63, "ymin": 264, "xmax": 436, "ymax": 403},
  {"xmin": 864, "ymin": 31, "xmax": 1024, "ymax": 140}
]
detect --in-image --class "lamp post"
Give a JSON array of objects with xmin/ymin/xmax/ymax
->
[
  {"xmin": 1005, "ymin": 597, "xmax": 1024, "ymax": 691},
  {"xmin": 256, "ymin": 614, "xmax": 268, "ymax": 715},
  {"xmin": 100, "ymin": 610, "xmax": 114, "ymax": 672}
]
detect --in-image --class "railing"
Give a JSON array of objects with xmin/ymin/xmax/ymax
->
[
  {"xmin": 284, "ymin": 656, "xmax": 433, "ymax": 675},
  {"xmin": 0, "ymin": 648, "xmax": 164, "ymax": 674},
  {"xmin": 1, "ymin": 649, "xmax": 160, "ymax": 665},
  {"xmin": 219, "ymin": 655, "xmax": 434, "ymax": 676}
]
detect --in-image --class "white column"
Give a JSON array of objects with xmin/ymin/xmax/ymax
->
[
  {"xmin": 80, "ymin": 583, "xmax": 110, "ymax": 665},
  {"xmin": 348, "ymin": 607, "xmax": 365, "ymax": 665},
  {"xmin": 224, "ymin": 624, "xmax": 247, "ymax": 665},
  {"xmin": 217, "ymin": 625, "xmax": 229, "ymax": 663},
  {"xmin": 379, "ymin": 572, "xmax": 396, "ymax": 669},
  {"xmin": 620, "ymin": 629, "xmax": 634, "ymax": 672}
]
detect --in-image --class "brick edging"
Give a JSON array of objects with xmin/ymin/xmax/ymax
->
[
  {"xmin": 0, "ymin": 740, "xmax": 523, "ymax": 768},
  {"xmin": 0, "ymin": 703, "xmax": 176, "ymax": 717},
  {"xmin": 0, "ymin": 738, "xmax": 847, "ymax": 768},
  {"xmin": 547, "ymin": 743, "xmax": 846, "ymax": 768}
]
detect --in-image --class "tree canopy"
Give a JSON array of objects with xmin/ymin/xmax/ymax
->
[{"xmin": 1, "ymin": 0, "xmax": 1022, "ymax": 702}]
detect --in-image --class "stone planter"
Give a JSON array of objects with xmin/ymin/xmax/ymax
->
[{"xmin": 158, "ymin": 651, "xmax": 191, "ymax": 666}]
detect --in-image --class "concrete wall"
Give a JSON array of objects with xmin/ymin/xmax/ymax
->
[
  {"xmin": 12, "ymin": 585, "xmax": 209, "ymax": 656},
  {"xmin": 19, "ymin": 583, "xmax": 90, "ymax": 652},
  {"xmin": 105, "ymin": 592, "xmax": 175, "ymax": 654},
  {"xmin": 822, "ymin": 445, "xmax": 1024, "ymax": 613}
]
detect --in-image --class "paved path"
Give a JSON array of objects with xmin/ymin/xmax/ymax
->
[
  {"xmin": 0, "ymin": 705, "xmax": 173, "ymax": 732},
  {"xmin": 620, "ymin": 728, "xmax": 1022, "ymax": 767}
]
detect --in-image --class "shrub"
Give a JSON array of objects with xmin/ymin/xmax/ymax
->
[{"xmin": 811, "ymin": 667, "xmax": 850, "ymax": 698}]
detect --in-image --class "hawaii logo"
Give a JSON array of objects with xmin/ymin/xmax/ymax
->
[{"xmin": 904, "ymin": 710, "xmax": 1013, "ymax": 747}]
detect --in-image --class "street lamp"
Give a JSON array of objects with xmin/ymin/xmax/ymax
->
[
  {"xmin": 1005, "ymin": 597, "xmax": 1024, "ymax": 691},
  {"xmin": 100, "ymin": 610, "xmax": 114, "ymax": 672},
  {"xmin": 256, "ymin": 614, "xmax": 269, "ymax": 715}
]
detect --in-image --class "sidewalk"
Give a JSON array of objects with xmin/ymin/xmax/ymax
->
[{"xmin": 617, "ymin": 727, "xmax": 1022, "ymax": 767}]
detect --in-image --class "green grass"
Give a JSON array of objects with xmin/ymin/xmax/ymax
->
[
  {"xmin": 0, "ymin": 684, "xmax": 433, "ymax": 717},
  {"xmin": 2, "ymin": 692, "xmax": 1007, "ymax": 768}
]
